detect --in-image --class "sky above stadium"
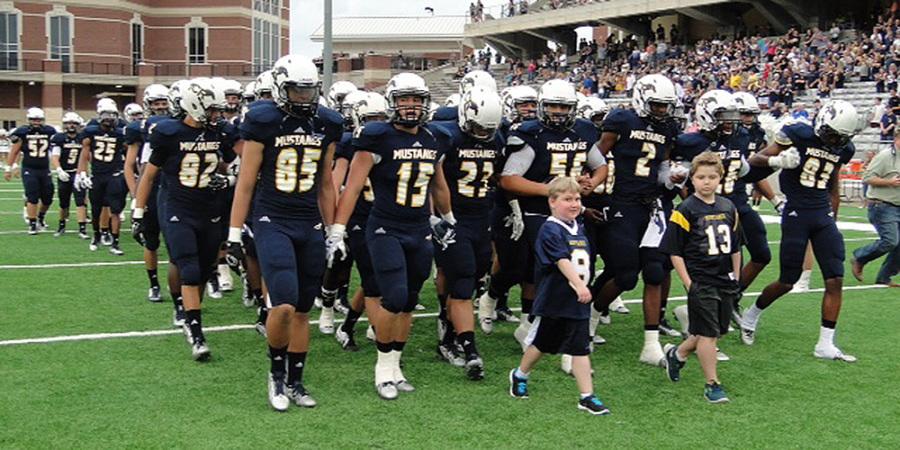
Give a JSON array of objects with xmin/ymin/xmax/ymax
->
[{"xmin": 289, "ymin": 0, "xmax": 510, "ymax": 57}]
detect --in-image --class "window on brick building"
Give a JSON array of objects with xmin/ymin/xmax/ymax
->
[
  {"xmin": 0, "ymin": 12, "xmax": 19, "ymax": 71},
  {"xmin": 188, "ymin": 26, "xmax": 206, "ymax": 64},
  {"xmin": 253, "ymin": 18, "xmax": 280, "ymax": 75},
  {"xmin": 131, "ymin": 22, "xmax": 143, "ymax": 74},
  {"xmin": 49, "ymin": 14, "xmax": 72, "ymax": 73}
]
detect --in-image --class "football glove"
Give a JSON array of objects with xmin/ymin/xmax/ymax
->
[
  {"xmin": 768, "ymin": 148, "xmax": 801, "ymax": 169},
  {"xmin": 55, "ymin": 167, "xmax": 70, "ymax": 182},
  {"xmin": 772, "ymin": 197, "xmax": 786, "ymax": 215},
  {"xmin": 430, "ymin": 214, "xmax": 457, "ymax": 251},
  {"xmin": 503, "ymin": 199, "xmax": 525, "ymax": 241},
  {"xmin": 325, "ymin": 224, "xmax": 348, "ymax": 268},
  {"xmin": 208, "ymin": 173, "xmax": 236, "ymax": 191},
  {"xmin": 131, "ymin": 207, "xmax": 146, "ymax": 246},
  {"xmin": 75, "ymin": 171, "xmax": 92, "ymax": 191},
  {"xmin": 224, "ymin": 227, "xmax": 246, "ymax": 271}
]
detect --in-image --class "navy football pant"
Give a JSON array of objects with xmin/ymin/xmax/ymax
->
[
  {"xmin": 778, "ymin": 207, "xmax": 845, "ymax": 283},
  {"xmin": 166, "ymin": 210, "xmax": 224, "ymax": 288},
  {"xmin": 737, "ymin": 202, "xmax": 771, "ymax": 265},
  {"xmin": 89, "ymin": 174, "xmax": 126, "ymax": 218},
  {"xmin": 366, "ymin": 218, "xmax": 432, "ymax": 314},
  {"xmin": 57, "ymin": 176, "xmax": 85, "ymax": 209},
  {"xmin": 253, "ymin": 216, "xmax": 325, "ymax": 313},
  {"xmin": 348, "ymin": 219, "xmax": 379, "ymax": 297},
  {"xmin": 604, "ymin": 201, "xmax": 667, "ymax": 289},
  {"xmin": 435, "ymin": 216, "xmax": 492, "ymax": 300},
  {"xmin": 22, "ymin": 167, "xmax": 53, "ymax": 205}
]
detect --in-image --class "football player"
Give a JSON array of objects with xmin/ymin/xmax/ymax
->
[
  {"xmin": 254, "ymin": 70, "xmax": 276, "ymax": 101},
  {"xmin": 228, "ymin": 56, "xmax": 342, "ymax": 411},
  {"xmin": 125, "ymin": 84, "xmax": 170, "ymax": 303},
  {"xmin": 124, "ymin": 103, "xmax": 145, "ymax": 124},
  {"xmin": 133, "ymin": 77, "xmax": 235, "ymax": 361},
  {"xmin": 742, "ymin": 100, "xmax": 860, "ymax": 362},
  {"xmin": 50, "ymin": 112, "xmax": 88, "ymax": 238},
  {"xmin": 5, "ymin": 108, "xmax": 57, "ymax": 234},
  {"xmin": 591, "ymin": 74, "xmax": 680, "ymax": 366},
  {"xmin": 432, "ymin": 86, "xmax": 503, "ymax": 379},
  {"xmin": 432, "ymin": 70, "xmax": 497, "ymax": 122},
  {"xmin": 500, "ymin": 79, "xmax": 607, "ymax": 349},
  {"xmin": 76, "ymin": 99, "xmax": 129, "ymax": 255},
  {"xmin": 326, "ymin": 80, "xmax": 358, "ymax": 112},
  {"xmin": 327, "ymin": 72, "xmax": 455, "ymax": 400}
]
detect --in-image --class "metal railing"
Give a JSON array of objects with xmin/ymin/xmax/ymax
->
[{"xmin": 0, "ymin": 57, "xmax": 260, "ymax": 78}]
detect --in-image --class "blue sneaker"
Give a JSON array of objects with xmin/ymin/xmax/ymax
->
[
  {"xmin": 577, "ymin": 395, "xmax": 611, "ymax": 415},
  {"xmin": 704, "ymin": 383, "xmax": 730, "ymax": 403},
  {"xmin": 664, "ymin": 344, "xmax": 683, "ymax": 382},
  {"xmin": 508, "ymin": 369, "xmax": 528, "ymax": 399}
]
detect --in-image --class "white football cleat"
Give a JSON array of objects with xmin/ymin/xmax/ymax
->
[
  {"xmin": 191, "ymin": 339, "xmax": 210, "ymax": 361},
  {"xmin": 790, "ymin": 272, "xmax": 811, "ymax": 293},
  {"xmin": 716, "ymin": 348, "xmax": 731, "ymax": 361},
  {"xmin": 217, "ymin": 264, "xmax": 233, "ymax": 291},
  {"xmin": 592, "ymin": 334, "xmax": 607, "ymax": 345},
  {"xmin": 560, "ymin": 354, "xmax": 573, "ymax": 375},
  {"xmin": 268, "ymin": 373, "xmax": 290, "ymax": 412},
  {"xmin": 206, "ymin": 282, "xmax": 222, "ymax": 299},
  {"xmin": 393, "ymin": 364, "xmax": 415, "ymax": 392},
  {"xmin": 738, "ymin": 317, "xmax": 756, "ymax": 346},
  {"xmin": 477, "ymin": 292, "xmax": 497, "ymax": 335},
  {"xmin": 610, "ymin": 296, "xmax": 630, "ymax": 314},
  {"xmin": 639, "ymin": 342, "xmax": 665, "ymax": 367},
  {"xmin": 319, "ymin": 306, "xmax": 335, "ymax": 334},
  {"xmin": 314, "ymin": 296, "xmax": 323, "ymax": 309},
  {"xmin": 89, "ymin": 239, "xmax": 99, "ymax": 251},
  {"xmin": 376, "ymin": 382, "xmax": 398, "ymax": 400},
  {"xmin": 813, "ymin": 345, "xmax": 857, "ymax": 363}
]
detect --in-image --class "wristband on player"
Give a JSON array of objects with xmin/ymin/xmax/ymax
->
[
  {"xmin": 330, "ymin": 223, "xmax": 346, "ymax": 237},
  {"xmin": 132, "ymin": 207, "xmax": 144, "ymax": 220},
  {"xmin": 228, "ymin": 226, "xmax": 242, "ymax": 243},
  {"xmin": 440, "ymin": 211, "xmax": 457, "ymax": 225}
]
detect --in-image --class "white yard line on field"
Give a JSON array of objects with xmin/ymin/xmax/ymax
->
[
  {"xmin": 0, "ymin": 284, "xmax": 887, "ymax": 347},
  {"xmin": 760, "ymin": 214, "xmax": 877, "ymax": 233},
  {"xmin": 0, "ymin": 260, "xmax": 169, "ymax": 269}
]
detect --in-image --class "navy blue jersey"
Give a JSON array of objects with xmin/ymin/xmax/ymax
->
[
  {"xmin": 335, "ymin": 130, "xmax": 374, "ymax": 221},
  {"xmin": 85, "ymin": 117, "xmax": 128, "ymax": 130},
  {"xmin": 434, "ymin": 120, "xmax": 502, "ymax": 218},
  {"xmin": 353, "ymin": 121, "xmax": 451, "ymax": 226},
  {"xmin": 124, "ymin": 120, "xmax": 144, "ymax": 146},
  {"xmin": 432, "ymin": 105, "xmax": 458, "ymax": 122},
  {"xmin": 11, "ymin": 125, "xmax": 56, "ymax": 169},
  {"xmin": 149, "ymin": 118, "xmax": 236, "ymax": 210},
  {"xmin": 504, "ymin": 118, "xmax": 599, "ymax": 215},
  {"xmin": 744, "ymin": 123, "xmax": 767, "ymax": 156},
  {"xmin": 661, "ymin": 195, "xmax": 740, "ymax": 287},
  {"xmin": 673, "ymin": 129, "xmax": 751, "ymax": 205},
  {"xmin": 602, "ymin": 108, "xmax": 677, "ymax": 202},
  {"xmin": 533, "ymin": 217, "xmax": 592, "ymax": 320},
  {"xmin": 775, "ymin": 122, "xmax": 854, "ymax": 209},
  {"xmin": 83, "ymin": 124, "xmax": 127, "ymax": 175},
  {"xmin": 240, "ymin": 103, "xmax": 343, "ymax": 220},
  {"xmin": 50, "ymin": 132, "xmax": 83, "ymax": 172}
]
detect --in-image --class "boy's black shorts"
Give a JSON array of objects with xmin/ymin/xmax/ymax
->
[
  {"xmin": 688, "ymin": 282, "xmax": 739, "ymax": 338},
  {"xmin": 527, "ymin": 316, "xmax": 591, "ymax": 356}
]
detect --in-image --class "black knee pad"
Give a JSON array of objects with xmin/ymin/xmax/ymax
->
[
  {"xmin": 179, "ymin": 261, "xmax": 202, "ymax": 286},
  {"xmin": 615, "ymin": 270, "xmax": 639, "ymax": 291},
  {"xmin": 642, "ymin": 262, "xmax": 665, "ymax": 286}
]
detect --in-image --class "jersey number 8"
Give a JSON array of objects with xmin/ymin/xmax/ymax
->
[
  {"xmin": 799, "ymin": 157, "xmax": 834, "ymax": 190},
  {"xmin": 275, "ymin": 147, "xmax": 322, "ymax": 193},
  {"xmin": 179, "ymin": 153, "xmax": 219, "ymax": 188}
]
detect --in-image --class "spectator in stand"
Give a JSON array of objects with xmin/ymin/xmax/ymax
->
[
  {"xmin": 890, "ymin": 88, "xmax": 900, "ymax": 114},
  {"xmin": 519, "ymin": 0, "xmax": 528, "ymax": 15},
  {"xmin": 881, "ymin": 107, "xmax": 897, "ymax": 143},
  {"xmin": 872, "ymin": 98, "xmax": 886, "ymax": 128},
  {"xmin": 507, "ymin": 0, "xmax": 515, "ymax": 17},
  {"xmin": 656, "ymin": 24, "xmax": 666, "ymax": 42},
  {"xmin": 792, "ymin": 103, "xmax": 810, "ymax": 121}
]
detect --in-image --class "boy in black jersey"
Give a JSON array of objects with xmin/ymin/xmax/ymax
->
[{"xmin": 661, "ymin": 152, "xmax": 741, "ymax": 404}]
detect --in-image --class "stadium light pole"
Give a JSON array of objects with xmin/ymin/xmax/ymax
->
[{"xmin": 323, "ymin": 0, "xmax": 333, "ymax": 94}]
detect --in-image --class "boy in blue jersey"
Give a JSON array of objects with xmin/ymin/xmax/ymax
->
[
  {"xmin": 5, "ymin": 107, "xmax": 57, "ymax": 234},
  {"xmin": 742, "ymin": 100, "xmax": 860, "ymax": 362},
  {"xmin": 508, "ymin": 177, "xmax": 611, "ymax": 415},
  {"xmin": 661, "ymin": 152, "xmax": 742, "ymax": 404},
  {"xmin": 328, "ymin": 72, "xmax": 456, "ymax": 400},
  {"xmin": 125, "ymin": 84, "xmax": 170, "ymax": 303},
  {"xmin": 50, "ymin": 112, "xmax": 88, "ymax": 238},
  {"xmin": 432, "ymin": 86, "xmax": 503, "ymax": 379},
  {"xmin": 500, "ymin": 79, "xmax": 607, "ymax": 349},
  {"xmin": 228, "ymin": 56, "xmax": 341, "ymax": 411},
  {"xmin": 76, "ymin": 98, "xmax": 129, "ymax": 255},
  {"xmin": 132, "ymin": 78, "xmax": 236, "ymax": 362}
]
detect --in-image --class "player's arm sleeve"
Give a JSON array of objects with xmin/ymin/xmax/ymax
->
[
  {"xmin": 773, "ymin": 125, "xmax": 794, "ymax": 146},
  {"xmin": 148, "ymin": 130, "xmax": 169, "ymax": 167},
  {"xmin": 352, "ymin": 126, "xmax": 383, "ymax": 164},
  {"xmin": 586, "ymin": 142, "xmax": 607, "ymax": 170},
  {"xmin": 501, "ymin": 144, "xmax": 535, "ymax": 176},
  {"xmin": 601, "ymin": 110, "xmax": 626, "ymax": 135},
  {"xmin": 661, "ymin": 207, "xmax": 689, "ymax": 255}
]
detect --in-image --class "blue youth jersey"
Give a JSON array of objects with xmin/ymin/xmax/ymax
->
[
  {"xmin": 506, "ymin": 118, "xmax": 599, "ymax": 215},
  {"xmin": 533, "ymin": 217, "xmax": 592, "ymax": 320},
  {"xmin": 11, "ymin": 125, "xmax": 56, "ymax": 170},
  {"xmin": 434, "ymin": 120, "xmax": 501, "ymax": 218},
  {"xmin": 83, "ymin": 124, "xmax": 127, "ymax": 175},
  {"xmin": 50, "ymin": 132, "xmax": 82, "ymax": 172},
  {"xmin": 673, "ymin": 128, "xmax": 751, "ymax": 205},
  {"xmin": 353, "ymin": 121, "xmax": 451, "ymax": 227},
  {"xmin": 602, "ymin": 108, "xmax": 677, "ymax": 202},
  {"xmin": 240, "ymin": 103, "xmax": 343, "ymax": 220},
  {"xmin": 149, "ymin": 119, "xmax": 236, "ymax": 211},
  {"xmin": 775, "ymin": 122, "xmax": 854, "ymax": 210}
]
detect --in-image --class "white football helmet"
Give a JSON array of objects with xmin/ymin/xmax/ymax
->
[
  {"xmin": 459, "ymin": 70, "xmax": 497, "ymax": 96},
  {"xmin": 503, "ymin": 85, "xmax": 538, "ymax": 123},
  {"xmin": 271, "ymin": 55, "xmax": 320, "ymax": 117},
  {"xmin": 733, "ymin": 91, "xmax": 761, "ymax": 115},
  {"xmin": 695, "ymin": 90, "xmax": 739, "ymax": 132},
  {"xmin": 576, "ymin": 97, "xmax": 610, "ymax": 128},
  {"xmin": 168, "ymin": 80, "xmax": 191, "ymax": 117},
  {"xmin": 26, "ymin": 107, "xmax": 45, "ymax": 121},
  {"xmin": 96, "ymin": 98, "xmax": 119, "ymax": 126},
  {"xmin": 444, "ymin": 93, "xmax": 461, "ymax": 107},
  {"xmin": 340, "ymin": 90, "xmax": 368, "ymax": 129},
  {"xmin": 538, "ymin": 79, "xmax": 577, "ymax": 129},
  {"xmin": 124, "ymin": 103, "xmax": 144, "ymax": 123},
  {"xmin": 385, "ymin": 72, "xmax": 430, "ymax": 127},
  {"xmin": 179, "ymin": 77, "xmax": 227, "ymax": 126},
  {"xmin": 351, "ymin": 92, "xmax": 389, "ymax": 130},
  {"xmin": 143, "ymin": 84, "xmax": 170, "ymax": 115},
  {"xmin": 458, "ymin": 86, "xmax": 502, "ymax": 141},
  {"xmin": 327, "ymin": 80, "xmax": 358, "ymax": 109},
  {"xmin": 61, "ymin": 112, "xmax": 83, "ymax": 133},
  {"xmin": 220, "ymin": 79, "xmax": 243, "ymax": 112},
  {"xmin": 632, "ymin": 74, "xmax": 677, "ymax": 121},
  {"xmin": 814, "ymin": 100, "xmax": 860, "ymax": 148},
  {"xmin": 254, "ymin": 70, "xmax": 276, "ymax": 99},
  {"xmin": 242, "ymin": 81, "xmax": 257, "ymax": 103}
]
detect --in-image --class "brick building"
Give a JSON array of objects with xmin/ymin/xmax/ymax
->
[{"xmin": 0, "ymin": 0, "xmax": 289, "ymax": 129}]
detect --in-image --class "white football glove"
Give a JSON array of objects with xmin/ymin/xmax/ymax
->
[
  {"xmin": 768, "ymin": 148, "xmax": 801, "ymax": 169},
  {"xmin": 325, "ymin": 224, "xmax": 348, "ymax": 268},
  {"xmin": 55, "ymin": 167, "xmax": 70, "ymax": 182},
  {"xmin": 75, "ymin": 171, "xmax": 92, "ymax": 191},
  {"xmin": 503, "ymin": 199, "xmax": 525, "ymax": 241},
  {"xmin": 739, "ymin": 156, "xmax": 751, "ymax": 178}
]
